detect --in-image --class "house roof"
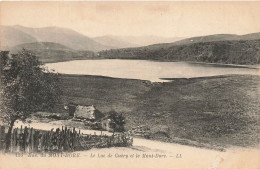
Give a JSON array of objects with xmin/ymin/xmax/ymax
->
[
  {"xmin": 74, "ymin": 105, "xmax": 96, "ymax": 120},
  {"xmin": 68, "ymin": 102, "xmax": 95, "ymax": 108},
  {"xmin": 70, "ymin": 103, "xmax": 104, "ymax": 120}
]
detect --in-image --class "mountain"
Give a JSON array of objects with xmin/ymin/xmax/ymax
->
[
  {"xmin": 2, "ymin": 25, "xmax": 260, "ymax": 65},
  {"xmin": 107, "ymin": 35, "xmax": 184, "ymax": 46},
  {"xmin": 93, "ymin": 35, "xmax": 184, "ymax": 48},
  {"xmin": 0, "ymin": 26, "xmax": 37, "ymax": 50},
  {"xmin": 93, "ymin": 36, "xmax": 140, "ymax": 48},
  {"xmin": 1, "ymin": 25, "xmax": 184, "ymax": 51},
  {"xmin": 11, "ymin": 42, "xmax": 95, "ymax": 63},
  {"xmin": 1, "ymin": 25, "xmax": 112, "ymax": 51}
]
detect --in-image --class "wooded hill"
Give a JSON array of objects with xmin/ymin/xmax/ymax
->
[{"xmin": 98, "ymin": 39, "xmax": 260, "ymax": 65}]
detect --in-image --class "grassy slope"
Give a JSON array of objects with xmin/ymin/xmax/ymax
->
[
  {"xmin": 57, "ymin": 74, "xmax": 260, "ymax": 148},
  {"xmin": 10, "ymin": 42, "xmax": 96, "ymax": 63},
  {"xmin": 30, "ymin": 50, "xmax": 96, "ymax": 64}
]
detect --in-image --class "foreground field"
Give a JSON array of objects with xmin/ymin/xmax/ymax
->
[{"xmin": 56, "ymin": 74, "xmax": 260, "ymax": 149}]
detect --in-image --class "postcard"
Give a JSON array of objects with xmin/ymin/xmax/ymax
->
[{"xmin": 0, "ymin": 1, "xmax": 260, "ymax": 169}]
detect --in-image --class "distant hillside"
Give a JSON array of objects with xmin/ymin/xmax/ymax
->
[
  {"xmin": 12, "ymin": 41, "xmax": 74, "ymax": 51},
  {"xmin": 98, "ymin": 39, "xmax": 260, "ymax": 65},
  {"xmin": 151, "ymin": 33, "xmax": 260, "ymax": 48},
  {"xmin": 11, "ymin": 42, "xmax": 95, "ymax": 63},
  {"xmin": 0, "ymin": 26, "xmax": 37, "ymax": 49},
  {"xmin": 139, "ymin": 33, "xmax": 260, "ymax": 51},
  {"xmin": 94, "ymin": 36, "xmax": 140, "ymax": 48},
  {"xmin": 239, "ymin": 32, "xmax": 260, "ymax": 41},
  {"xmin": 107, "ymin": 35, "xmax": 184, "ymax": 46},
  {"xmin": 171, "ymin": 34, "xmax": 239, "ymax": 46},
  {"xmin": 1, "ymin": 25, "xmax": 112, "ymax": 51}
]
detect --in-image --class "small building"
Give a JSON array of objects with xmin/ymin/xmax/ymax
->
[{"xmin": 66, "ymin": 103, "xmax": 104, "ymax": 122}]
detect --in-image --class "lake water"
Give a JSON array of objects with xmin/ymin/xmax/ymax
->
[{"xmin": 45, "ymin": 59, "xmax": 260, "ymax": 82}]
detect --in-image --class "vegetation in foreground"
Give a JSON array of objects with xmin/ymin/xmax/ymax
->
[
  {"xmin": 56, "ymin": 74, "xmax": 260, "ymax": 149},
  {"xmin": 0, "ymin": 50, "xmax": 61, "ymax": 152}
]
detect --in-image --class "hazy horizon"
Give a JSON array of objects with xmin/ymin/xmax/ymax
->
[
  {"xmin": 1, "ymin": 2, "xmax": 260, "ymax": 38},
  {"xmin": 2, "ymin": 24, "xmax": 185, "ymax": 38},
  {"xmin": 2, "ymin": 24, "xmax": 260, "ymax": 39}
]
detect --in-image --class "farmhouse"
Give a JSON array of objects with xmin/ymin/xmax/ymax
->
[
  {"xmin": 65, "ymin": 103, "xmax": 115, "ymax": 131},
  {"xmin": 66, "ymin": 103, "xmax": 104, "ymax": 122}
]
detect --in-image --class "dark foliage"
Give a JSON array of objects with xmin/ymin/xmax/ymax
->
[
  {"xmin": 0, "ymin": 50, "xmax": 62, "ymax": 151},
  {"xmin": 98, "ymin": 39, "xmax": 260, "ymax": 65},
  {"xmin": 107, "ymin": 111, "xmax": 125, "ymax": 133}
]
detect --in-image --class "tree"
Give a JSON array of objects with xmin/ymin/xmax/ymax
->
[
  {"xmin": 0, "ymin": 50, "xmax": 61, "ymax": 151},
  {"xmin": 107, "ymin": 111, "xmax": 125, "ymax": 135}
]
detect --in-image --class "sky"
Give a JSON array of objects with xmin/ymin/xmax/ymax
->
[{"xmin": 1, "ymin": 1, "xmax": 260, "ymax": 38}]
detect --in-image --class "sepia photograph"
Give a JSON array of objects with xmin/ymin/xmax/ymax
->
[{"xmin": 0, "ymin": 1, "xmax": 260, "ymax": 169}]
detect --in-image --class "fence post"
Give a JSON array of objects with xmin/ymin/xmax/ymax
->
[
  {"xmin": 64, "ymin": 127, "xmax": 67, "ymax": 151},
  {"xmin": 19, "ymin": 125, "xmax": 22, "ymax": 152},
  {"xmin": 50, "ymin": 129, "xmax": 54, "ymax": 151},
  {"xmin": 23, "ymin": 126, "xmax": 26, "ymax": 152},
  {"xmin": 56, "ymin": 128, "xmax": 60, "ymax": 151},
  {"xmin": 26, "ymin": 127, "xmax": 30, "ymax": 153},
  {"xmin": 0, "ymin": 126, "xmax": 5, "ymax": 151},
  {"xmin": 30, "ymin": 128, "xmax": 34, "ymax": 152},
  {"xmin": 15, "ymin": 128, "xmax": 19, "ymax": 152},
  {"xmin": 67, "ymin": 129, "xmax": 70, "ymax": 150},
  {"xmin": 39, "ymin": 131, "xmax": 43, "ymax": 152},
  {"xmin": 72, "ymin": 129, "xmax": 74, "ymax": 150},
  {"xmin": 12, "ymin": 127, "xmax": 18, "ymax": 152},
  {"xmin": 10, "ymin": 127, "xmax": 13, "ymax": 152},
  {"xmin": 34, "ymin": 130, "xmax": 39, "ymax": 152}
]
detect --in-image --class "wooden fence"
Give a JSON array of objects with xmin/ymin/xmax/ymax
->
[{"xmin": 0, "ymin": 125, "xmax": 133, "ymax": 153}]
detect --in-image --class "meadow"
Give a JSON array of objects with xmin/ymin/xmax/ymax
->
[{"xmin": 56, "ymin": 74, "xmax": 260, "ymax": 149}]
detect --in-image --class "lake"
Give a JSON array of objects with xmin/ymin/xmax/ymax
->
[{"xmin": 45, "ymin": 59, "xmax": 260, "ymax": 82}]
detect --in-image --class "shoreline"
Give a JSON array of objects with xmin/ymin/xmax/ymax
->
[
  {"xmin": 43, "ymin": 58, "xmax": 260, "ymax": 69},
  {"xmin": 44, "ymin": 72, "xmax": 260, "ymax": 84}
]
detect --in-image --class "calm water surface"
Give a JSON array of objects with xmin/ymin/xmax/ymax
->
[{"xmin": 46, "ymin": 60, "xmax": 260, "ymax": 82}]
